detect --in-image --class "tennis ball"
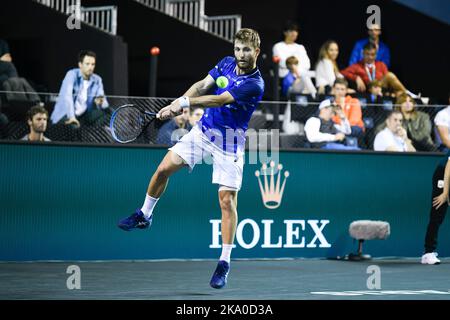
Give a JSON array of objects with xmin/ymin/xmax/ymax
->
[{"xmin": 216, "ymin": 76, "xmax": 229, "ymax": 89}]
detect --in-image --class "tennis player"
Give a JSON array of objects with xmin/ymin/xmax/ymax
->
[{"xmin": 118, "ymin": 28, "xmax": 264, "ymax": 289}]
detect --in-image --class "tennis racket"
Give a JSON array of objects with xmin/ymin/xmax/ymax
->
[{"xmin": 110, "ymin": 104, "xmax": 159, "ymax": 143}]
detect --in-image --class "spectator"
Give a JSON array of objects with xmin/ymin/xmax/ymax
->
[
  {"xmin": 0, "ymin": 39, "xmax": 19, "ymax": 86},
  {"xmin": 331, "ymin": 78, "xmax": 364, "ymax": 138},
  {"xmin": 374, "ymin": 110, "xmax": 415, "ymax": 151},
  {"xmin": 189, "ymin": 107, "xmax": 204, "ymax": 127},
  {"xmin": 396, "ymin": 93, "xmax": 435, "ymax": 151},
  {"xmin": 281, "ymin": 56, "xmax": 316, "ymax": 98},
  {"xmin": 50, "ymin": 50, "xmax": 109, "ymax": 128},
  {"xmin": 272, "ymin": 21, "xmax": 316, "ymax": 98},
  {"xmin": 349, "ymin": 23, "xmax": 391, "ymax": 67},
  {"xmin": 366, "ymin": 80, "xmax": 384, "ymax": 105},
  {"xmin": 157, "ymin": 107, "xmax": 192, "ymax": 146},
  {"xmin": 304, "ymin": 99, "xmax": 359, "ymax": 150},
  {"xmin": 433, "ymin": 94, "xmax": 450, "ymax": 152},
  {"xmin": 21, "ymin": 105, "xmax": 50, "ymax": 142},
  {"xmin": 341, "ymin": 43, "xmax": 410, "ymax": 97},
  {"xmin": 315, "ymin": 40, "xmax": 347, "ymax": 95}
]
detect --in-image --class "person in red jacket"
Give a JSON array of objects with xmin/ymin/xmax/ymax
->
[{"xmin": 341, "ymin": 42, "xmax": 407, "ymax": 97}]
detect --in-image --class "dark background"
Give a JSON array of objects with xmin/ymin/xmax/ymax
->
[{"xmin": 1, "ymin": 0, "xmax": 449, "ymax": 102}]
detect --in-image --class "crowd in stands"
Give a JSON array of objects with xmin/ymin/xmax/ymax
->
[
  {"xmin": 271, "ymin": 20, "xmax": 448, "ymax": 152},
  {"xmin": 0, "ymin": 19, "xmax": 448, "ymax": 153}
]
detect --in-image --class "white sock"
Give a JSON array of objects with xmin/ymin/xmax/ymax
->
[
  {"xmin": 141, "ymin": 194, "xmax": 159, "ymax": 219},
  {"xmin": 219, "ymin": 244, "xmax": 233, "ymax": 263}
]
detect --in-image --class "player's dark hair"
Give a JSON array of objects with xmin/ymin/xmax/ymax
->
[
  {"xmin": 234, "ymin": 28, "xmax": 261, "ymax": 49},
  {"xmin": 78, "ymin": 50, "xmax": 96, "ymax": 63}
]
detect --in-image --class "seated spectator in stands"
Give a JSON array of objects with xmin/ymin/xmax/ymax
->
[
  {"xmin": 363, "ymin": 80, "xmax": 388, "ymax": 141},
  {"xmin": 349, "ymin": 23, "xmax": 390, "ymax": 68},
  {"xmin": 433, "ymin": 94, "xmax": 450, "ymax": 152},
  {"xmin": 341, "ymin": 43, "xmax": 411, "ymax": 97},
  {"xmin": 304, "ymin": 99, "xmax": 359, "ymax": 150},
  {"xmin": 331, "ymin": 78, "xmax": 364, "ymax": 138},
  {"xmin": 396, "ymin": 93, "xmax": 435, "ymax": 151},
  {"xmin": 189, "ymin": 107, "xmax": 204, "ymax": 127},
  {"xmin": 374, "ymin": 110, "xmax": 415, "ymax": 152},
  {"xmin": 273, "ymin": 21, "xmax": 316, "ymax": 98},
  {"xmin": 21, "ymin": 105, "xmax": 50, "ymax": 142},
  {"xmin": 315, "ymin": 40, "xmax": 348, "ymax": 96},
  {"xmin": 367, "ymin": 80, "xmax": 384, "ymax": 105},
  {"xmin": 50, "ymin": 50, "xmax": 109, "ymax": 128},
  {"xmin": 157, "ymin": 107, "xmax": 192, "ymax": 146},
  {"xmin": 0, "ymin": 39, "xmax": 19, "ymax": 86},
  {"xmin": 281, "ymin": 56, "xmax": 316, "ymax": 98}
]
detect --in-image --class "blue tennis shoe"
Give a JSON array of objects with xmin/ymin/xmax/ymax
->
[
  {"xmin": 118, "ymin": 209, "xmax": 152, "ymax": 231},
  {"xmin": 210, "ymin": 260, "xmax": 230, "ymax": 289}
]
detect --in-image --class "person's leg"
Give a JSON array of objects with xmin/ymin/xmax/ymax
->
[
  {"xmin": 424, "ymin": 165, "xmax": 448, "ymax": 254},
  {"xmin": 118, "ymin": 150, "xmax": 186, "ymax": 231},
  {"xmin": 210, "ymin": 150, "xmax": 243, "ymax": 289},
  {"xmin": 381, "ymin": 72, "xmax": 406, "ymax": 96},
  {"xmin": 218, "ymin": 189, "xmax": 238, "ymax": 262}
]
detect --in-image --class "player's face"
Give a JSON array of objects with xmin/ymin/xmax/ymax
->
[
  {"xmin": 78, "ymin": 55, "xmax": 96, "ymax": 79},
  {"xmin": 234, "ymin": 40, "xmax": 259, "ymax": 73},
  {"xmin": 327, "ymin": 42, "xmax": 339, "ymax": 61},
  {"xmin": 29, "ymin": 113, "xmax": 48, "ymax": 133}
]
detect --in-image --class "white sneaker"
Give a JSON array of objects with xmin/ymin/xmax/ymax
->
[{"xmin": 421, "ymin": 252, "xmax": 441, "ymax": 265}]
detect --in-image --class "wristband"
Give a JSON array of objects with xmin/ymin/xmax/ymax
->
[{"xmin": 179, "ymin": 96, "xmax": 190, "ymax": 109}]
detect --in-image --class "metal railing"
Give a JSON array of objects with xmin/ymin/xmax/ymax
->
[
  {"xmin": 34, "ymin": 0, "xmax": 118, "ymax": 35},
  {"xmin": 134, "ymin": 0, "xmax": 241, "ymax": 42},
  {"xmin": 203, "ymin": 15, "xmax": 241, "ymax": 43}
]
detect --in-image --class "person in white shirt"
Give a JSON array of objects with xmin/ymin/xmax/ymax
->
[
  {"xmin": 374, "ymin": 110, "xmax": 416, "ymax": 152},
  {"xmin": 272, "ymin": 21, "xmax": 316, "ymax": 98},
  {"xmin": 315, "ymin": 40, "xmax": 351, "ymax": 95},
  {"xmin": 433, "ymin": 96, "xmax": 450, "ymax": 151},
  {"xmin": 304, "ymin": 99, "xmax": 359, "ymax": 150}
]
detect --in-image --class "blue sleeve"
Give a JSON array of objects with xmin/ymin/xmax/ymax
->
[
  {"xmin": 208, "ymin": 57, "xmax": 233, "ymax": 80},
  {"xmin": 282, "ymin": 74, "xmax": 294, "ymax": 97},
  {"xmin": 228, "ymin": 79, "xmax": 264, "ymax": 107},
  {"xmin": 95, "ymin": 76, "xmax": 109, "ymax": 108},
  {"xmin": 348, "ymin": 40, "xmax": 363, "ymax": 66},
  {"xmin": 58, "ymin": 70, "xmax": 77, "ymax": 119}
]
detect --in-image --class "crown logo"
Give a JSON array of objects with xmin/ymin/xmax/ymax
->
[{"xmin": 255, "ymin": 161, "xmax": 289, "ymax": 209}]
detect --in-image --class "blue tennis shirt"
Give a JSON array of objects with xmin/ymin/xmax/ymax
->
[{"xmin": 199, "ymin": 56, "xmax": 264, "ymax": 154}]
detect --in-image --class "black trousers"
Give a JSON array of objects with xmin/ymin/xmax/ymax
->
[{"xmin": 424, "ymin": 165, "xmax": 448, "ymax": 253}]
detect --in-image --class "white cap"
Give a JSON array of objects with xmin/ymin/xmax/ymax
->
[{"xmin": 318, "ymin": 99, "xmax": 332, "ymax": 110}]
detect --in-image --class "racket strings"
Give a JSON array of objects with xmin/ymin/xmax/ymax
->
[{"xmin": 112, "ymin": 107, "xmax": 143, "ymax": 142}]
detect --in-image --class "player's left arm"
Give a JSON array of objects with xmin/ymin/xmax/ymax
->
[{"xmin": 183, "ymin": 74, "xmax": 216, "ymax": 98}]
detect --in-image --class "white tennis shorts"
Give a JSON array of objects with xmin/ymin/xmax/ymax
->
[{"xmin": 169, "ymin": 125, "xmax": 244, "ymax": 191}]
